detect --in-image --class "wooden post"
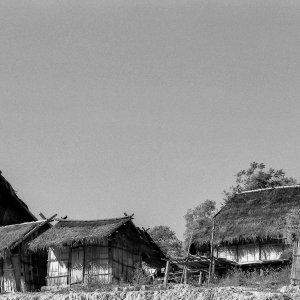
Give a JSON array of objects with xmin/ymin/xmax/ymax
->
[
  {"xmin": 82, "ymin": 247, "xmax": 86, "ymax": 284},
  {"xmin": 198, "ymin": 271, "xmax": 202, "ymax": 285},
  {"xmin": 207, "ymin": 205, "xmax": 228, "ymax": 285},
  {"xmin": 184, "ymin": 267, "xmax": 188, "ymax": 284},
  {"xmin": 211, "ymin": 257, "xmax": 215, "ymax": 279},
  {"xmin": 180, "ymin": 267, "xmax": 185, "ymax": 283},
  {"xmin": 67, "ymin": 248, "xmax": 72, "ymax": 285},
  {"xmin": 0, "ymin": 258, "xmax": 3, "ymax": 292},
  {"xmin": 163, "ymin": 260, "xmax": 170, "ymax": 288},
  {"xmin": 208, "ymin": 217, "xmax": 216, "ymax": 285}
]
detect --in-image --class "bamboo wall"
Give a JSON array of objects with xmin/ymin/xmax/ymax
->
[
  {"xmin": 291, "ymin": 241, "xmax": 300, "ymax": 284},
  {"xmin": 47, "ymin": 248, "xmax": 69, "ymax": 286},
  {"xmin": 84, "ymin": 245, "xmax": 110, "ymax": 284},
  {"xmin": 47, "ymin": 240, "xmax": 111, "ymax": 286},
  {"xmin": 217, "ymin": 241, "xmax": 284, "ymax": 263},
  {"xmin": 0, "ymin": 251, "xmax": 47, "ymax": 292},
  {"xmin": 111, "ymin": 231, "xmax": 141, "ymax": 282},
  {"xmin": 47, "ymin": 226, "xmax": 146, "ymax": 287},
  {"xmin": 0, "ymin": 257, "xmax": 16, "ymax": 292},
  {"xmin": 0, "ymin": 224, "xmax": 51, "ymax": 292}
]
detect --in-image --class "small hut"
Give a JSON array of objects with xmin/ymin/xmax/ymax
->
[
  {"xmin": 29, "ymin": 216, "xmax": 165, "ymax": 287},
  {"xmin": 191, "ymin": 186, "xmax": 300, "ymax": 269},
  {"xmin": 0, "ymin": 220, "xmax": 50, "ymax": 292}
]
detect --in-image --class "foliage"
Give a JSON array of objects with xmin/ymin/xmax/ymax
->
[
  {"xmin": 224, "ymin": 161, "xmax": 297, "ymax": 202},
  {"xmin": 285, "ymin": 208, "xmax": 300, "ymax": 243},
  {"xmin": 130, "ymin": 263, "xmax": 151, "ymax": 285},
  {"xmin": 148, "ymin": 225, "xmax": 183, "ymax": 258},
  {"xmin": 183, "ymin": 199, "xmax": 216, "ymax": 248},
  {"xmin": 215, "ymin": 266, "xmax": 291, "ymax": 290}
]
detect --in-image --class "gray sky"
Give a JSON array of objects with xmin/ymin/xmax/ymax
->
[{"xmin": 1, "ymin": 0, "xmax": 300, "ymax": 239}]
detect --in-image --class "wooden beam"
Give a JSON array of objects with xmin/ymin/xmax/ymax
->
[
  {"xmin": 47, "ymin": 214, "xmax": 57, "ymax": 222},
  {"xmin": 39, "ymin": 213, "xmax": 47, "ymax": 220}
]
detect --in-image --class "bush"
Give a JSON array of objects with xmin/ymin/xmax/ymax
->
[
  {"xmin": 215, "ymin": 266, "xmax": 291, "ymax": 290},
  {"xmin": 130, "ymin": 263, "xmax": 152, "ymax": 285}
]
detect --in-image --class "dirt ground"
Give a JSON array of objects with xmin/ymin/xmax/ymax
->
[{"xmin": 0, "ymin": 284, "xmax": 298, "ymax": 300}]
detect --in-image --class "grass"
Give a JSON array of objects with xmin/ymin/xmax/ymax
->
[{"xmin": 40, "ymin": 265, "xmax": 292, "ymax": 294}]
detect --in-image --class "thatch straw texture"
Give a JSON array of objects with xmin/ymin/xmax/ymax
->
[
  {"xmin": 0, "ymin": 220, "xmax": 47, "ymax": 257},
  {"xmin": 194, "ymin": 186, "xmax": 300, "ymax": 246},
  {"xmin": 29, "ymin": 217, "xmax": 132, "ymax": 251},
  {"xmin": 0, "ymin": 172, "xmax": 37, "ymax": 223}
]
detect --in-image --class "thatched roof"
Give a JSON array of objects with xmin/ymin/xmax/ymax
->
[
  {"xmin": 0, "ymin": 172, "xmax": 36, "ymax": 224},
  {"xmin": 194, "ymin": 185, "xmax": 300, "ymax": 246},
  {"xmin": 0, "ymin": 220, "xmax": 48, "ymax": 257},
  {"xmin": 29, "ymin": 216, "xmax": 133, "ymax": 251}
]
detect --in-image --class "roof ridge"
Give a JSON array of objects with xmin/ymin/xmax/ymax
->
[
  {"xmin": 0, "ymin": 220, "xmax": 45, "ymax": 229},
  {"xmin": 238, "ymin": 184, "xmax": 300, "ymax": 194},
  {"xmin": 56, "ymin": 216, "xmax": 131, "ymax": 223}
]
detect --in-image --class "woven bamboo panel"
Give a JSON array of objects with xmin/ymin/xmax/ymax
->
[
  {"xmin": 70, "ymin": 247, "xmax": 84, "ymax": 284},
  {"xmin": 47, "ymin": 248, "xmax": 68, "ymax": 286},
  {"xmin": 85, "ymin": 246, "xmax": 110, "ymax": 284}
]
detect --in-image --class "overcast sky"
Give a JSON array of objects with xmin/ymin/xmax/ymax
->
[{"xmin": 1, "ymin": 0, "xmax": 300, "ymax": 239}]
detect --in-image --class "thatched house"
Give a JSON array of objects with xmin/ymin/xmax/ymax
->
[
  {"xmin": 29, "ymin": 216, "xmax": 165, "ymax": 287},
  {"xmin": 191, "ymin": 186, "xmax": 300, "ymax": 268},
  {"xmin": 0, "ymin": 172, "xmax": 36, "ymax": 225},
  {"xmin": 0, "ymin": 220, "xmax": 51, "ymax": 292}
]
